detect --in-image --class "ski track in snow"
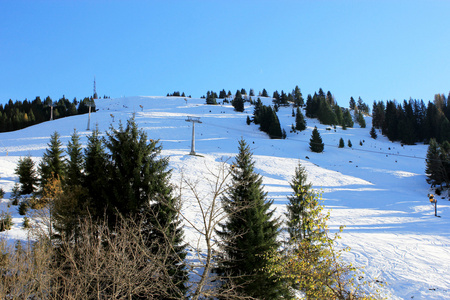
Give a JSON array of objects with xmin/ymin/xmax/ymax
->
[{"xmin": 0, "ymin": 96, "xmax": 449, "ymax": 299}]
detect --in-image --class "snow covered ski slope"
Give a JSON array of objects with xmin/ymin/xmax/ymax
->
[{"xmin": 0, "ymin": 96, "xmax": 449, "ymax": 299}]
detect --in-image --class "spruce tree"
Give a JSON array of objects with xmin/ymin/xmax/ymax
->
[
  {"xmin": 343, "ymin": 109, "xmax": 354, "ymax": 128},
  {"xmin": 83, "ymin": 126, "xmax": 109, "ymax": 219},
  {"xmin": 309, "ymin": 127, "xmax": 324, "ymax": 153},
  {"xmin": 338, "ymin": 138, "xmax": 345, "ymax": 148},
  {"xmin": 216, "ymin": 139, "xmax": 286, "ymax": 299},
  {"xmin": 39, "ymin": 131, "xmax": 66, "ymax": 191},
  {"xmin": 232, "ymin": 90, "xmax": 244, "ymax": 112},
  {"xmin": 426, "ymin": 138, "xmax": 445, "ymax": 187},
  {"xmin": 104, "ymin": 118, "xmax": 188, "ymax": 297},
  {"xmin": 65, "ymin": 129, "xmax": 84, "ymax": 187},
  {"xmin": 15, "ymin": 155, "xmax": 37, "ymax": 195},
  {"xmin": 295, "ymin": 107, "xmax": 307, "ymax": 131},
  {"xmin": 268, "ymin": 109, "xmax": 282, "ymax": 139},
  {"xmin": 286, "ymin": 162, "xmax": 314, "ymax": 243},
  {"xmin": 370, "ymin": 127, "xmax": 377, "ymax": 139}
]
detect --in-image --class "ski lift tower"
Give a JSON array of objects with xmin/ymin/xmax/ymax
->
[{"xmin": 185, "ymin": 116, "xmax": 202, "ymax": 155}]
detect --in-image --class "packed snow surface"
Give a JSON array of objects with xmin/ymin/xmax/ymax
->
[{"xmin": 0, "ymin": 96, "xmax": 449, "ymax": 299}]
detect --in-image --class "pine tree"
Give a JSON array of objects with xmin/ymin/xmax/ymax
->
[
  {"xmin": 83, "ymin": 126, "xmax": 109, "ymax": 219},
  {"xmin": 286, "ymin": 163, "xmax": 314, "ymax": 243},
  {"xmin": 295, "ymin": 107, "xmax": 307, "ymax": 131},
  {"xmin": 426, "ymin": 138, "xmax": 446, "ymax": 187},
  {"xmin": 370, "ymin": 127, "xmax": 377, "ymax": 139},
  {"xmin": 104, "ymin": 118, "xmax": 188, "ymax": 297},
  {"xmin": 65, "ymin": 129, "xmax": 84, "ymax": 187},
  {"xmin": 348, "ymin": 139, "xmax": 353, "ymax": 148},
  {"xmin": 268, "ymin": 109, "xmax": 282, "ymax": 139},
  {"xmin": 338, "ymin": 138, "xmax": 345, "ymax": 148},
  {"xmin": 232, "ymin": 90, "xmax": 244, "ymax": 112},
  {"xmin": 309, "ymin": 127, "xmax": 324, "ymax": 153},
  {"xmin": 39, "ymin": 131, "xmax": 65, "ymax": 191},
  {"xmin": 349, "ymin": 97, "xmax": 356, "ymax": 110},
  {"xmin": 216, "ymin": 139, "xmax": 286, "ymax": 299},
  {"xmin": 356, "ymin": 111, "xmax": 366, "ymax": 128},
  {"xmin": 15, "ymin": 156, "xmax": 37, "ymax": 195},
  {"xmin": 261, "ymin": 88, "xmax": 268, "ymax": 97},
  {"xmin": 293, "ymin": 85, "xmax": 304, "ymax": 107},
  {"xmin": 343, "ymin": 109, "xmax": 353, "ymax": 128}
]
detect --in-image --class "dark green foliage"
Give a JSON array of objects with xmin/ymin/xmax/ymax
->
[
  {"xmin": 261, "ymin": 88, "xmax": 269, "ymax": 97},
  {"xmin": 286, "ymin": 163, "xmax": 314, "ymax": 243},
  {"xmin": 38, "ymin": 131, "xmax": 65, "ymax": 191},
  {"xmin": 0, "ymin": 187, "xmax": 4, "ymax": 199},
  {"xmin": 232, "ymin": 90, "xmax": 244, "ymax": 112},
  {"xmin": 18, "ymin": 200, "xmax": 28, "ymax": 215},
  {"xmin": 348, "ymin": 139, "xmax": 352, "ymax": 148},
  {"xmin": 425, "ymin": 138, "xmax": 447, "ymax": 187},
  {"xmin": 293, "ymin": 85, "xmax": 304, "ymax": 107},
  {"xmin": 65, "ymin": 129, "xmax": 84, "ymax": 187},
  {"xmin": 349, "ymin": 97, "xmax": 356, "ymax": 110},
  {"xmin": 205, "ymin": 91, "xmax": 218, "ymax": 105},
  {"xmin": 372, "ymin": 101, "xmax": 385, "ymax": 129},
  {"xmin": 0, "ymin": 212, "xmax": 13, "ymax": 231},
  {"xmin": 246, "ymin": 115, "xmax": 251, "ymax": 125},
  {"xmin": 77, "ymin": 97, "xmax": 96, "ymax": 114},
  {"xmin": 15, "ymin": 156, "xmax": 37, "ymax": 195},
  {"xmin": 309, "ymin": 127, "xmax": 324, "ymax": 153},
  {"xmin": 356, "ymin": 111, "xmax": 366, "ymax": 128},
  {"xmin": 357, "ymin": 97, "xmax": 370, "ymax": 114},
  {"xmin": 318, "ymin": 99, "xmax": 337, "ymax": 125},
  {"xmin": 219, "ymin": 89, "xmax": 227, "ymax": 99},
  {"xmin": 370, "ymin": 127, "xmax": 378, "ymax": 139},
  {"xmin": 342, "ymin": 109, "xmax": 354, "ymax": 128},
  {"xmin": 11, "ymin": 183, "xmax": 21, "ymax": 205},
  {"xmin": 295, "ymin": 107, "xmax": 307, "ymax": 131},
  {"xmin": 104, "ymin": 118, "xmax": 188, "ymax": 296},
  {"xmin": 82, "ymin": 127, "xmax": 108, "ymax": 219},
  {"xmin": 216, "ymin": 139, "xmax": 286, "ymax": 299},
  {"xmin": 0, "ymin": 95, "xmax": 94, "ymax": 133},
  {"xmin": 338, "ymin": 138, "xmax": 345, "ymax": 148},
  {"xmin": 253, "ymin": 102, "xmax": 283, "ymax": 139}
]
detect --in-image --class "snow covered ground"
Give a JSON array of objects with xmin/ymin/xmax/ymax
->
[{"xmin": 0, "ymin": 96, "xmax": 449, "ymax": 299}]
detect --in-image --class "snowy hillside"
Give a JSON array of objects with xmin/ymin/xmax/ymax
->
[{"xmin": 1, "ymin": 96, "xmax": 449, "ymax": 299}]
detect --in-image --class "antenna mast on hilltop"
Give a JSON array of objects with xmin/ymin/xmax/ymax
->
[{"xmin": 93, "ymin": 77, "xmax": 98, "ymax": 99}]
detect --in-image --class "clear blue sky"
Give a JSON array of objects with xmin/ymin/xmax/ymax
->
[{"xmin": 1, "ymin": 0, "xmax": 449, "ymax": 107}]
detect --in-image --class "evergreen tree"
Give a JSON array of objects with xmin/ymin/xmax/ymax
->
[
  {"xmin": 286, "ymin": 162, "xmax": 314, "ymax": 243},
  {"xmin": 83, "ymin": 126, "xmax": 109, "ymax": 219},
  {"xmin": 349, "ymin": 97, "xmax": 356, "ymax": 110},
  {"xmin": 348, "ymin": 139, "xmax": 353, "ymax": 148},
  {"xmin": 65, "ymin": 129, "xmax": 84, "ymax": 187},
  {"xmin": 309, "ymin": 127, "xmax": 324, "ymax": 153},
  {"xmin": 216, "ymin": 139, "xmax": 286, "ymax": 299},
  {"xmin": 426, "ymin": 138, "xmax": 446, "ymax": 187},
  {"xmin": 293, "ymin": 85, "xmax": 304, "ymax": 107},
  {"xmin": 295, "ymin": 107, "xmax": 307, "ymax": 131},
  {"xmin": 268, "ymin": 109, "xmax": 282, "ymax": 139},
  {"xmin": 338, "ymin": 138, "xmax": 345, "ymax": 148},
  {"xmin": 15, "ymin": 156, "xmax": 37, "ymax": 195},
  {"xmin": 356, "ymin": 111, "xmax": 366, "ymax": 128},
  {"xmin": 261, "ymin": 88, "xmax": 269, "ymax": 97},
  {"xmin": 370, "ymin": 127, "xmax": 377, "ymax": 139},
  {"xmin": 232, "ymin": 90, "xmax": 244, "ymax": 112},
  {"xmin": 39, "ymin": 131, "xmax": 66, "ymax": 190},
  {"xmin": 342, "ymin": 109, "xmax": 354, "ymax": 128},
  {"xmin": 104, "ymin": 118, "xmax": 188, "ymax": 297}
]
